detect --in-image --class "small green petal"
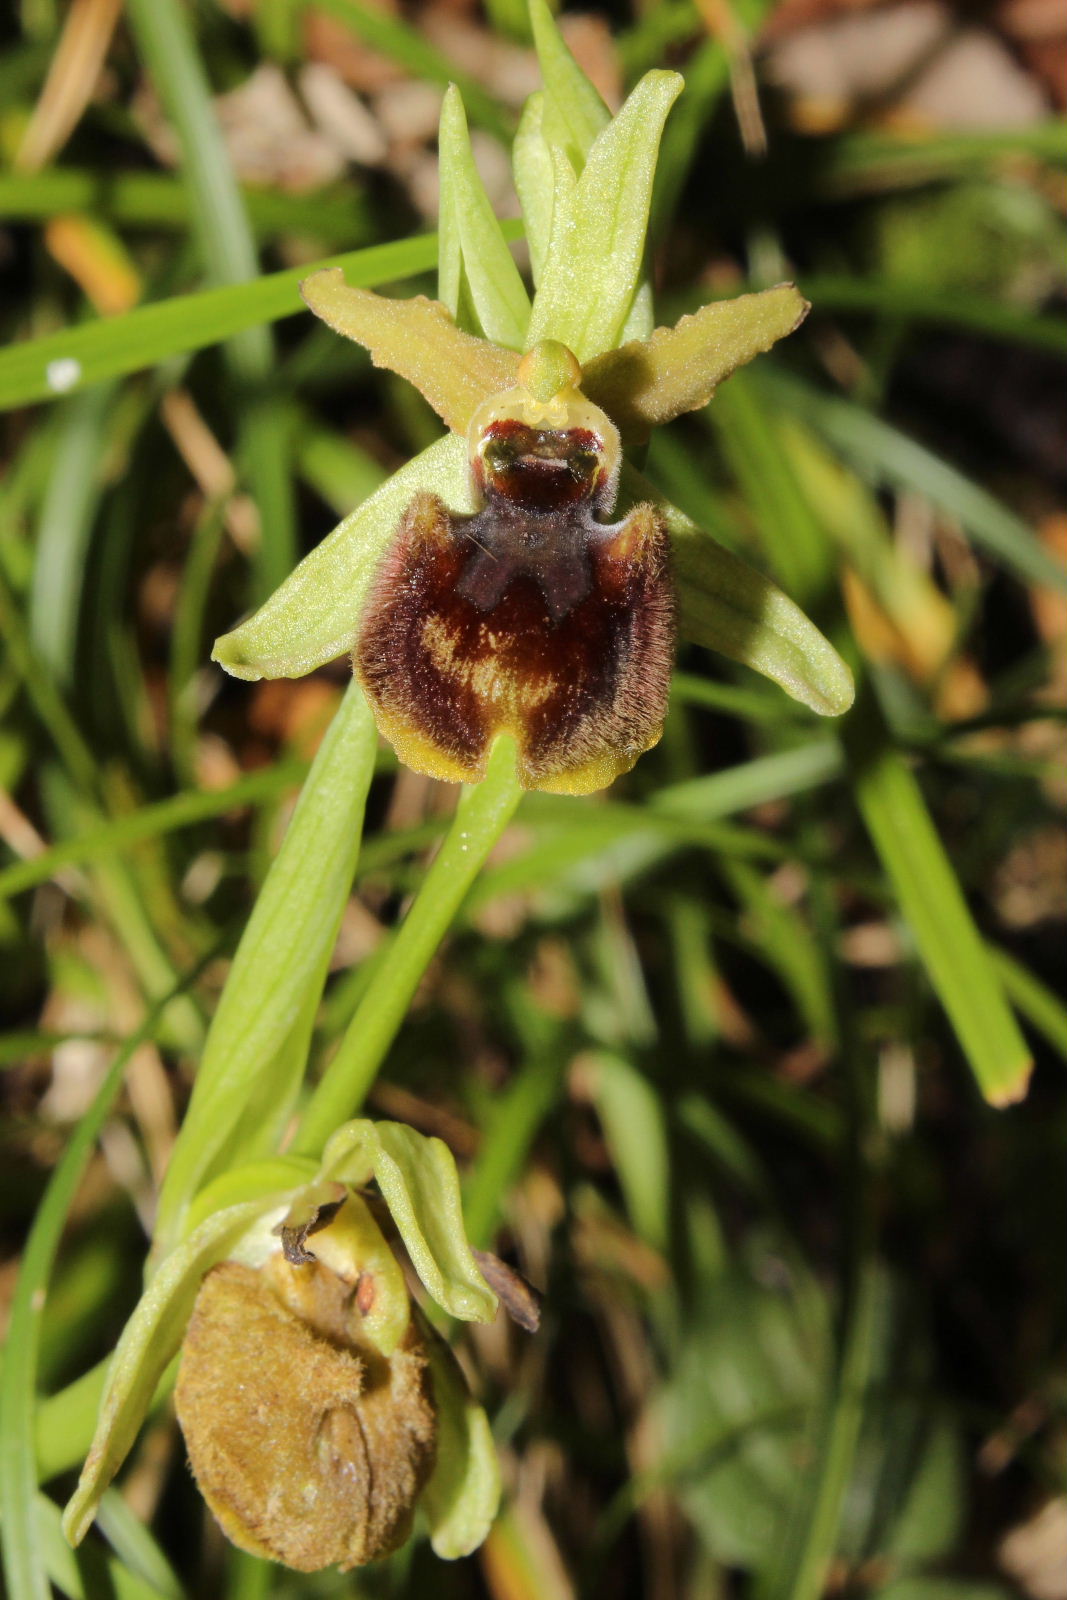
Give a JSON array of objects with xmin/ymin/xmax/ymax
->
[
  {"xmin": 437, "ymin": 86, "xmax": 531, "ymax": 351},
  {"xmin": 525, "ymin": 70, "xmax": 683, "ymax": 362},
  {"xmin": 584, "ymin": 285, "xmax": 810, "ymax": 441},
  {"xmin": 62, "ymin": 1196, "xmax": 295, "ymax": 1547},
  {"xmin": 528, "ymin": 0, "xmax": 610, "ymax": 170},
  {"xmin": 321, "ymin": 1120, "xmax": 498, "ymax": 1324},
  {"xmin": 300, "ymin": 271, "xmax": 518, "ymax": 434},
  {"xmin": 624, "ymin": 465, "xmax": 855, "ymax": 716},
  {"xmin": 420, "ymin": 1330, "xmax": 501, "ymax": 1559},
  {"xmin": 512, "ymin": 92, "xmax": 554, "ymax": 288},
  {"xmin": 212, "ymin": 433, "xmax": 470, "ymax": 682}
]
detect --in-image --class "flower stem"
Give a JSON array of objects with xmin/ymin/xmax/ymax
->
[{"xmin": 291, "ymin": 738, "xmax": 523, "ymax": 1156}]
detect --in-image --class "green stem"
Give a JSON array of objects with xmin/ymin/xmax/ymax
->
[{"xmin": 293, "ymin": 739, "xmax": 523, "ymax": 1156}]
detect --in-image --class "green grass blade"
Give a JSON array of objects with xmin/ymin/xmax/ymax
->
[
  {"xmin": 95, "ymin": 1491, "xmax": 185, "ymax": 1600},
  {"xmin": 800, "ymin": 275, "xmax": 1067, "ymax": 353},
  {"xmin": 35, "ymin": 1361, "xmax": 110, "ymax": 1482},
  {"xmin": 814, "ymin": 121, "xmax": 1067, "ymax": 197},
  {"xmin": 126, "ymin": 0, "xmax": 295, "ymax": 595},
  {"xmin": 0, "ymin": 959, "xmax": 210, "ymax": 1600},
  {"xmin": 655, "ymin": 741, "xmax": 843, "ymax": 820},
  {"xmin": 765, "ymin": 371, "xmax": 1067, "ymax": 593},
  {"xmin": 307, "ymin": 0, "xmax": 514, "ymax": 141},
  {"xmin": 843, "ymin": 688, "xmax": 1032, "ymax": 1105},
  {"xmin": 463, "ymin": 1034, "xmax": 566, "ymax": 1247},
  {"xmin": 0, "ymin": 759, "xmax": 305, "ymax": 902},
  {"xmin": 587, "ymin": 1051, "xmax": 671, "ymax": 1251},
  {"xmin": 28, "ymin": 383, "xmax": 114, "ymax": 683},
  {"xmin": 35, "ymin": 1492, "xmax": 173, "ymax": 1600},
  {"xmin": 0, "ymin": 232, "xmax": 457, "ymax": 410},
  {"xmin": 0, "ymin": 167, "xmax": 370, "ymax": 240},
  {"xmin": 987, "ymin": 946, "xmax": 1067, "ymax": 1063},
  {"xmin": 765, "ymin": 1264, "xmax": 881, "ymax": 1600}
]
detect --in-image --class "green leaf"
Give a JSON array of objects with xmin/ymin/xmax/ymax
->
[
  {"xmin": 843, "ymin": 686, "xmax": 1032, "ymax": 1106},
  {"xmin": 528, "ymin": 0, "xmax": 610, "ymax": 170},
  {"xmin": 526, "ymin": 70, "xmax": 684, "ymax": 361},
  {"xmin": 320, "ymin": 1120, "xmax": 498, "ymax": 1323},
  {"xmin": 152, "ymin": 683, "xmax": 378, "ymax": 1252},
  {"xmin": 213, "ymin": 431, "xmax": 470, "ymax": 680},
  {"xmin": 62, "ymin": 1196, "xmax": 294, "ymax": 1547},
  {"xmin": 583, "ymin": 286, "xmax": 809, "ymax": 441},
  {"xmin": 626, "ymin": 466, "xmax": 855, "ymax": 716},
  {"xmin": 299, "ymin": 272, "xmax": 520, "ymax": 434},
  {"xmin": 437, "ymin": 86, "xmax": 531, "ymax": 350},
  {"xmin": 419, "ymin": 1330, "xmax": 502, "ymax": 1559}
]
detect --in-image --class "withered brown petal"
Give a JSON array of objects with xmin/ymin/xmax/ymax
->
[
  {"xmin": 300, "ymin": 270, "xmax": 521, "ymax": 434},
  {"xmin": 583, "ymin": 285, "xmax": 809, "ymax": 443},
  {"xmin": 176, "ymin": 1260, "xmax": 436, "ymax": 1572},
  {"xmin": 355, "ymin": 491, "xmax": 675, "ymax": 795},
  {"xmin": 471, "ymin": 1250, "xmax": 542, "ymax": 1333}
]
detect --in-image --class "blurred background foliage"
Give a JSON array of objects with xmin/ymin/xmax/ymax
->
[{"xmin": 0, "ymin": 0, "xmax": 1065, "ymax": 1596}]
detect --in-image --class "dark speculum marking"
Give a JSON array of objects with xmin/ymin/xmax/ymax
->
[{"xmin": 474, "ymin": 421, "xmax": 605, "ymax": 515}]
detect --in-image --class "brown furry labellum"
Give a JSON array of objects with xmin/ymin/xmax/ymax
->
[
  {"xmin": 175, "ymin": 1255, "xmax": 436, "ymax": 1572},
  {"xmin": 355, "ymin": 342, "xmax": 675, "ymax": 795}
]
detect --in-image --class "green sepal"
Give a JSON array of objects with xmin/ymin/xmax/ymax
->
[
  {"xmin": 212, "ymin": 432, "xmax": 471, "ymax": 682},
  {"xmin": 62, "ymin": 1195, "xmax": 297, "ymax": 1548},
  {"xmin": 585, "ymin": 286, "xmax": 810, "ymax": 442},
  {"xmin": 525, "ymin": 70, "xmax": 684, "ymax": 362},
  {"xmin": 321, "ymin": 1119, "xmax": 498, "ymax": 1323},
  {"xmin": 623, "ymin": 466, "xmax": 855, "ymax": 716},
  {"xmin": 419, "ymin": 1325, "xmax": 502, "ymax": 1559},
  {"xmin": 300, "ymin": 272, "xmax": 519, "ymax": 434}
]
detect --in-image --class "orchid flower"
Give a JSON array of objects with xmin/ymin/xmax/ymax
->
[{"xmin": 212, "ymin": 16, "xmax": 852, "ymax": 795}]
